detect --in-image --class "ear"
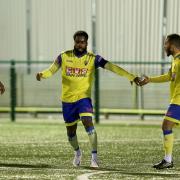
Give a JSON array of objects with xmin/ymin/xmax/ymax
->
[{"xmin": 170, "ymin": 44, "xmax": 176, "ymax": 51}]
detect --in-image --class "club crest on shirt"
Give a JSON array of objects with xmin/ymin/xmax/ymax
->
[{"xmin": 84, "ymin": 59, "xmax": 89, "ymax": 66}]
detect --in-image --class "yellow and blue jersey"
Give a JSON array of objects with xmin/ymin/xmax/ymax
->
[
  {"xmin": 41, "ymin": 50, "xmax": 107, "ymax": 103},
  {"xmin": 60, "ymin": 50, "xmax": 107, "ymax": 102},
  {"xmin": 170, "ymin": 53, "xmax": 180, "ymax": 105},
  {"xmin": 149, "ymin": 53, "xmax": 180, "ymax": 105}
]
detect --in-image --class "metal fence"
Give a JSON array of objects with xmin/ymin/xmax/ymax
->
[{"xmin": 0, "ymin": 60, "xmax": 171, "ymax": 122}]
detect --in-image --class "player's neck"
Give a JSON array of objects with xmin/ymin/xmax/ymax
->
[
  {"xmin": 173, "ymin": 51, "xmax": 180, "ymax": 58},
  {"xmin": 73, "ymin": 49, "xmax": 87, "ymax": 58}
]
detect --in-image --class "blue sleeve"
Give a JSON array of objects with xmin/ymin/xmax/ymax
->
[
  {"xmin": 57, "ymin": 54, "xmax": 62, "ymax": 66},
  {"xmin": 94, "ymin": 55, "xmax": 108, "ymax": 69}
]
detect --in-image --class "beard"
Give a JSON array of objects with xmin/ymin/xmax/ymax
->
[
  {"xmin": 166, "ymin": 49, "xmax": 173, "ymax": 57},
  {"xmin": 74, "ymin": 46, "xmax": 87, "ymax": 55}
]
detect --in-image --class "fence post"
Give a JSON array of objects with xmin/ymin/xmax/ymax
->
[
  {"xmin": 133, "ymin": 85, "xmax": 138, "ymax": 109},
  {"xmin": 140, "ymin": 87, "xmax": 144, "ymax": 120},
  {"xmin": 10, "ymin": 60, "xmax": 16, "ymax": 122},
  {"xmin": 94, "ymin": 68, "xmax": 100, "ymax": 124},
  {"xmin": 91, "ymin": 0, "xmax": 99, "ymax": 123}
]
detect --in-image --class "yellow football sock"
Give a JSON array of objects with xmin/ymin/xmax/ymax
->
[{"xmin": 163, "ymin": 130, "xmax": 174, "ymax": 162}]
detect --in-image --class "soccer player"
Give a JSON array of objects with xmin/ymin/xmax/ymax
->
[
  {"xmin": 36, "ymin": 30, "xmax": 140, "ymax": 168},
  {"xmin": 139, "ymin": 34, "xmax": 180, "ymax": 169},
  {"xmin": 0, "ymin": 81, "xmax": 5, "ymax": 95}
]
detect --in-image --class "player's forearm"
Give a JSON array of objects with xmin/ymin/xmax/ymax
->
[
  {"xmin": 41, "ymin": 60, "xmax": 60, "ymax": 78},
  {"xmin": 104, "ymin": 62, "xmax": 136, "ymax": 81},
  {"xmin": 149, "ymin": 73, "xmax": 170, "ymax": 83}
]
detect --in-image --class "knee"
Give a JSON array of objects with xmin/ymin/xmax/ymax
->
[
  {"xmin": 81, "ymin": 116, "xmax": 94, "ymax": 128},
  {"xmin": 66, "ymin": 124, "xmax": 77, "ymax": 139},
  {"xmin": 162, "ymin": 120, "xmax": 173, "ymax": 131},
  {"xmin": 85, "ymin": 126, "xmax": 96, "ymax": 135},
  {"xmin": 81, "ymin": 116, "xmax": 96, "ymax": 134},
  {"xmin": 162, "ymin": 121, "xmax": 173, "ymax": 136}
]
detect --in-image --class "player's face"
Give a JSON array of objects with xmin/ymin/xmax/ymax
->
[
  {"xmin": 74, "ymin": 36, "xmax": 88, "ymax": 52},
  {"xmin": 164, "ymin": 38, "xmax": 173, "ymax": 56}
]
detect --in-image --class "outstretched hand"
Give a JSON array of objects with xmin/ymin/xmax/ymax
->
[
  {"xmin": 131, "ymin": 76, "xmax": 150, "ymax": 86},
  {"xmin": 138, "ymin": 75, "xmax": 149, "ymax": 86},
  {"xmin": 131, "ymin": 77, "xmax": 141, "ymax": 86},
  {"xmin": 36, "ymin": 73, "xmax": 43, "ymax": 81},
  {"xmin": 133, "ymin": 77, "xmax": 141, "ymax": 86}
]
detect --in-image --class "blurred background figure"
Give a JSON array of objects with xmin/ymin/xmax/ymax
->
[{"xmin": 0, "ymin": 81, "xmax": 5, "ymax": 95}]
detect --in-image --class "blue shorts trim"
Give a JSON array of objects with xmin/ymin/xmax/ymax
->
[
  {"xmin": 62, "ymin": 98, "xmax": 93, "ymax": 125},
  {"xmin": 164, "ymin": 104, "xmax": 180, "ymax": 124},
  {"xmin": 163, "ymin": 130, "xmax": 173, "ymax": 135}
]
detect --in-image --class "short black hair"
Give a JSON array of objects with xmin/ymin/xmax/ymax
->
[
  {"xmin": 167, "ymin": 34, "xmax": 180, "ymax": 49},
  {"xmin": 73, "ymin": 30, "xmax": 88, "ymax": 40}
]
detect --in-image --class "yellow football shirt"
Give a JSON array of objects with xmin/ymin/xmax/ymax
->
[
  {"xmin": 149, "ymin": 53, "xmax": 180, "ymax": 105},
  {"xmin": 60, "ymin": 50, "xmax": 95, "ymax": 102}
]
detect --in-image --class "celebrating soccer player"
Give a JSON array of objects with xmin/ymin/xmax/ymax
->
[
  {"xmin": 0, "ymin": 81, "xmax": 5, "ymax": 95},
  {"xmin": 36, "ymin": 30, "xmax": 140, "ymax": 168},
  {"xmin": 139, "ymin": 34, "xmax": 180, "ymax": 169}
]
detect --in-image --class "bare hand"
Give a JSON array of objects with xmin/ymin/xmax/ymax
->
[
  {"xmin": 131, "ymin": 77, "xmax": 141, "ymax": 86},
  {"xmin": 36, "ymin": 73, "xmax": 43, "ymax": 81},
  {"xmin": 138, "ymin": 75, "xmax": 149, "ymax": 86},
  {"xmin": 133, "ymin": 77, "xmax": 140, "ymax": 86},
  {"xmin": 0, "ymin": 81, "xmax": 5, "ymax": 95}
]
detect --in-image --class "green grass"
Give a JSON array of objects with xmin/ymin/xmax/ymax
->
[{"xmin": 0, "ymin": 119, "xmax": 180, "ymax": 179}]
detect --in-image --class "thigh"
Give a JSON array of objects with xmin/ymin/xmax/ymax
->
[
  {"xmin": 77, "ymin": 98, "xmax": 93, "ymax": 117},
  {"xmin": 62, "ymin": 102, "xmax": 80, "ymax": 126},
  {"xmin": 164, "ymin": 104, "xmax": 180, "ymax": 125},
  {"xmin": 162, "ymin": 119, "xmax": 175, "ymax": 130},
  {"xmin": 66, "ymin": 123, "xmax": 77, "ymax": 135},
  {"xmin": 81, "ymin": 116, "xmax": 94, "ymax": 128}
]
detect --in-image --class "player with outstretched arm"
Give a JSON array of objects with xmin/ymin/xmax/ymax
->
[
  {"xmin": 139, "ymin": 34, "xmax": 180, "ymax": 169},
  {"xmin": 36, "ymin": 30, "xmax": 140, "ymax": 168}
]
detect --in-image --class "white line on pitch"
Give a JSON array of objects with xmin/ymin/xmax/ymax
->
[{"xmin": 76, "ymin": 171, "xmax": 110, "ymax": 180}]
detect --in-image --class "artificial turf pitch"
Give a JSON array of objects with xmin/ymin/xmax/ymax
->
[{"xmin": 0, "ymin": 119, "xmax": 180, "ymax": 179}]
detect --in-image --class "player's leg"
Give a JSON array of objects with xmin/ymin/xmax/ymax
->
[
  {"xmin": 162, "ymin": 120, "xmax": 175, "ymax": 164},
  {"xmin": 77, "ymin": 98, "xmax": 98, "ymax": 168},
  {"xmin": 153, "ymin": 104, "xmax": 180, "ymax": 169},
  {"xmin": 62, "ymin": 101, "xmax": 81, "ymax": 166},
  {"xmin": 81, "ymin": 116, "xmax": 98, "ymax": 168},
  {"xmin": 66, "ymin": 124, "xmax": 82, "ymax": 166},
  {"xmin": 66, "ymin": 123, "xmax": 79, "ymax": 151},
  {"xmin": 153, "ymin": 119, "xmax": 175, "ymax": 169}
]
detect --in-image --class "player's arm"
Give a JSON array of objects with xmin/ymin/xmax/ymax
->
[
  {"xmin": 149, "ymin": 73, "xmax": 171, "ymax": 83},
  {"xmin": 0, "ymin": 81, "xmax": 5, "ymax": 95},
  {"xmin": 104, "ymin": 62, "xmax": 137, "ymax": 81},
  {"xmin": 95, "ymin": 55, "xmax": 140, "ymax": 85},
  {"xmin": 148, "ymin": 67, "xmax": 172, "ymax": 83},
  {"xmin": 36, "ymin": 56, "xmax": 61, "ymax": 81},
  {"xmin": 139, "ymin": 70, "xmax": 171, "ymax": 86}
]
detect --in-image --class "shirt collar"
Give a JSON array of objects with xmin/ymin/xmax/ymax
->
[
  {"xmin": 73, "ymin": 49, "xmax": 87, "ymax": 58},
  {"xmin": 174, "ymin": 52, "xmax": 180, "ymax": 59}
]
